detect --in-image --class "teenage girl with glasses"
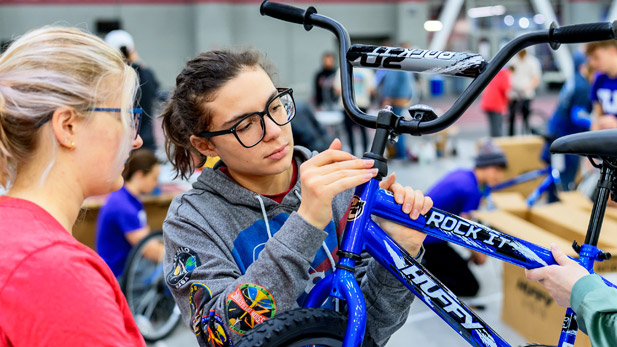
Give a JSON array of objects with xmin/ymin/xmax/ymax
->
[
  {"xmin": 0, "ymin": 27, "xmax": 144, "ymax": 345},
  {"xmin": 161, "ymin": 49, "xmax": 433, "ymax": 347}
]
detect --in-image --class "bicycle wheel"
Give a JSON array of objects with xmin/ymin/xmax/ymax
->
[
  {"xmin": 235, "ymin": 307, "xmax": 376, "ymax": 347},
  {"xmin": 121, "ymin": 230, "xmax": 181, "ymax": 342}
]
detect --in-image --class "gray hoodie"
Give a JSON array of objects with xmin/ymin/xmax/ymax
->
[{"xmin": 163, "ymin": 146, "xmax": 420, "ymax": 347}]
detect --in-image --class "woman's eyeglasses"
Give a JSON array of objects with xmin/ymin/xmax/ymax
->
[
  {"xmin": 33, "ymin": 107, "xmax": 143, "ymax": 140},
  {"xmin": 195, "ymin": 88, "xmax": 295, "ymax": 148},
  {"xmin": 88, "ymin": 108, "xmax": 143, "ymax": 140}
]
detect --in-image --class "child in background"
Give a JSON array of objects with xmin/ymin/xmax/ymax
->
[
  {"xmin": 586, "ymin": 40, "xmax": 617, "ymax": 130},
  {"xmin": 97, "ymin": 148, "xmax": 165, "ymax": 279}
]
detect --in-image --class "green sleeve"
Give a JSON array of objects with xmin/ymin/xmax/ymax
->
[{"xmin": 570, "ymin": 274, "xmax": 617, "ymax": 346}]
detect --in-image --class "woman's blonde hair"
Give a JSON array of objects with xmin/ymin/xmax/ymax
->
[{"xmin": 0, "ymin": 26, "xmax": 138, "ymax": 188}]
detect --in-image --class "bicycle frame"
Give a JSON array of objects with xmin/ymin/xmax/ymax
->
[
  {"xmin": 259, "ymin": 1, "xmax": 617, "ymax": 346},
  {"xmin": 304, "ymin": 175, "xmax": 617, "ymax": 347},
  {"xmin": 484, "ymin": 166, "xmax": 562, "ymax": 208}
]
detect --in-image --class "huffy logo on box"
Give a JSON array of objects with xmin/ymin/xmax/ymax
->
[{"xmin": 516, "ymin": 279, "xmax": 553, "ymax": 307}]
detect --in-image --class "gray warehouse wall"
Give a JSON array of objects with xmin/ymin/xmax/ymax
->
[
  {"xmin": 0, "ymin": 4, "xmax": 196, "ymax": 91},
  {"xmin": 0, "ymin": 1, "xmax": 429, "ymax": 102}
]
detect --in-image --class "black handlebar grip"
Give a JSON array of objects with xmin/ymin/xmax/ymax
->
[
  {"xmin": 260, "ymin": 1, "xmax": 307, "ymax": 26},
  {"xmin": 551, "ymin": 21, "xmax": 617, "ymax": 44}
]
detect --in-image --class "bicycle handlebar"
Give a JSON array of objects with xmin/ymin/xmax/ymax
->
[
  {"xmin": 551, "ymin": 21, "xmax": 617, "ymax": 44},
  {"xmin": 260, "ymin": 0, "xmax": 617, "ymax": 136}
]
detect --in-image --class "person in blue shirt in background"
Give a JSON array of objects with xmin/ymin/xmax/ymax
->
[
  {"xmin": 379, "ymin": 69, "xmax": 413, "ymax": 159},
  {"xmin": 543, "ymin": 51, "xmax": 594, "ymax": 191},
  {"xmin": 423, "ymin": 141, "xmax": 507, "ymax": 297},
  {"xmin": 586, "ymin": 40, "xmax": 617, "ymax": 130},
  {"xmin": 96, "ymin": 148, "xmax": 165, "ymax": 278}
]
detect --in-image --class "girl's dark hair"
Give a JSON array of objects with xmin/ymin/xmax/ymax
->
[
  {"xmin": 123, "ymin": 148, "xmax": 159, "ymax": 181},
  {"xmin": 161, "ymin": 49, "xmax": 273, "ymax": 180}
]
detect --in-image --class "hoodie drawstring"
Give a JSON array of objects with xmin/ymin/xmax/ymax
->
[{"xmin": 254, "ymin": 195, "xmax": 273, "ymax": 239}]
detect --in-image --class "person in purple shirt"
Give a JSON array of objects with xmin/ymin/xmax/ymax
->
[
  {"xmin": 423, "ymin": 141, "xmax": 507, "ymax": 296},
  {"xmin": 96, "ymin": 149, "xmax": 164, "ymax": 278}
]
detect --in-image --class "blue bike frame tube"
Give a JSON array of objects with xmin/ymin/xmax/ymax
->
[
  {"xmin": 557, "ymin": 243, "xmax": 598, "ymax": 346},
  {"xmin": 370, "ymin": 187, "xmax": 558, "ymax": 269},
  {"xmin": 488, "ymin": 167, "xmax": 551, "ymax": 192},
  {"xmin": 340, "ymin": 179, "xmax": 381, "ymax": 255},
  {"xmin": 304, "ymin": 180, "xmax": 380, "ymax": 347},
  {"xmin": 526, "ymin": 170, "xmax": 555, "ymax": 206},
  {"xmin": 364, "ymin": 219, "xmax": 509, "ymax": 347},
  {"xmin": 306, "ymin": 178, "xmax": 617, "ymax": 347},
  {"xmin": 484, "ymin": 167, "xmax": 551, "ymax": 210},
  {"xmin": 558, "ymin": 308, "xmax": 578, "ymax": 346}
]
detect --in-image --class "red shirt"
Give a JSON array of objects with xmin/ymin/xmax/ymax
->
[
  {"xmin": 220, "ymin": 160, "xmax": 298, "ymax": 204},
  {"xmin": 481, "ymin": 68, "xmax": 511, "ymax": 114},
  {"xmin": 0, "ymin": 196, "xmax": 145, "ymax": 346}
]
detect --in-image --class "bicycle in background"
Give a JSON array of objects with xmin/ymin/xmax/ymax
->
[{"xmin": 121, "ymin": 231, "xmax": 181, "ymax": 342}]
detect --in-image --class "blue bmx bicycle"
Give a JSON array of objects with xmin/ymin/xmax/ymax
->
[
  {"xmin": 238, "ymin": 2, "xmax": 617, "ymax": 346},
  {"xmin": 484, "ymin": 164, "xmax": 562, "ymax": 208}
]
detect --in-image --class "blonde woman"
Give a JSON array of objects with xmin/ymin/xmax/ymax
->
[{"xmin": 0, "ymin": 27, "xmax": 145, "ymax": 345}]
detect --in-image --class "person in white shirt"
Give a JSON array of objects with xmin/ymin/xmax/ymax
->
[
  {"xmin": 333, "ymin": 68, "xmax": 375, "ymax": 156},
  {"xmin": 508, "ymin": 49, "xmax": 542, "ymax": 136}
]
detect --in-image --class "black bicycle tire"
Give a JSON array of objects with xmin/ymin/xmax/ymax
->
[
  {"xmin": 235, "ymin": 307, "xmax": 377, "ymax": 347},
  {"xmin": 120, "ymin": 230, "xmax": 162, "ymax": 292},
  {"xmin": 121, "ymin": 230, "xmax": 181, "ymax": 342}
]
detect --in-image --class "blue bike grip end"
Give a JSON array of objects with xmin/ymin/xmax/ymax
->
[
  {"xmin": 551, "ymin": 21, "xmax": 617, "ymax": 44},
  {"xmin": 260, "ymin": 1, "xmax": 307, "ymax": 25}
]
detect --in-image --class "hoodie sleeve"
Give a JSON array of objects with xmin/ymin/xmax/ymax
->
[
  {"xmin": 163, "ymin": 207, "xmax": 328, "ymax": 347},
  {"xmin": 571, "ymin": 274, "xmax": 617, "ymax": 346}
]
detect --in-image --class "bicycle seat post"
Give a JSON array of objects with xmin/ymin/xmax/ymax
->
[
  {"xmin": 362, "ymin": 107, "xmax": 401, "ymax": 180},
  {"xmin": 572, "ymin": 158, "xmax": 616, "ymax": 272},
  {"xmin": 585, "ymin": 161, "xmax": 616, "ymax": 247}
]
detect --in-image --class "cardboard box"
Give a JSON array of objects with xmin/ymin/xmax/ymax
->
[
  {"xmin": 472, "ymin": 210, "xmax": 614, "ymax": 346},
  {"xmin": 529, "ymin": 202, "xmax": 617, "ymax": 250},
  {"xmin": 503, "ymin": 262, "xmax": 592, "ymax": 347},
  {"xmin": 473, "ymin": 209, "xmax": 617, "ymax": 273},
  {"xmin": 473, "ymin": 210, "xmax": 573, "ymax": 255},
  {"xmin": 72, "ymin": 193, "xmax": 177, "ymax": 250},
  {"xmin": 491, "ymin": 136, "xmax": 546, "ymax": 198},
  {"xmin": 488, "ymin": 192, "xmax": 529, "ymax": 219},
  {"xmin": 560, "ymin": 190, "xmax": 617, "ymax": 223}
]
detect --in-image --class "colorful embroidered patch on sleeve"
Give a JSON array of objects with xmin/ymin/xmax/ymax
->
[
  {"xmin": 189, "ymin": 283, "xmax": 213, "ymax": 335},
  {"xmin": 201, "ymin": 310, "xmax": 232, "ymax": 347},
  {"xmin": 226, "ymin": 283, "xmax": 276, "ymax": 335},
  {"xmin": 166, "ymin": 247, "xmax": 201, "ymax": 289}
]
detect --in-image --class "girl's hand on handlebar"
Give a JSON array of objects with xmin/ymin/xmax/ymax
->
[
  {"xmin": 297, "ymin": 139, "xmax": 378, "ymax": 230},
  {"xmin": 377, "ymin": 173, "xmax": 432, "ymax": 257}
]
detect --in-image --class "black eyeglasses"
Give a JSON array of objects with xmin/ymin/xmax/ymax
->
[
  {"xmin": 195, "ymin": 88, "xmax": 295, "ymax": 148},
  {"xmin": 33, "ymin": 107, "xmax": 143, "ymax": 140}
]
